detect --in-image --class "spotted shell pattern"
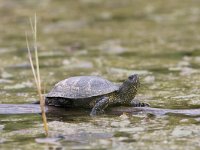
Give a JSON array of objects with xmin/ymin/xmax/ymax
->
[{"xmin": 46, "ymin": 76, "xmax": 119, "ymax": 99}]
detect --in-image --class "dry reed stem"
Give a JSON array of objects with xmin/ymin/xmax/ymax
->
[{"xmin": 26, "ymin": 14, "xmax": 48, "ymax": 136}]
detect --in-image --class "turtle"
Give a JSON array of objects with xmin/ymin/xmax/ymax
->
[{"xmin": 45, "ymin": 74, "xmax": 149, "ymax": 116}]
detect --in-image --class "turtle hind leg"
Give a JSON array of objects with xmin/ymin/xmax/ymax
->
[
  {"xmin": 131, "ymin": 100, "xmax": 150, "ymax": 107},
  {"xmin": 90, "ymin": 97, "xmax": 109, "ymax": 116},
  {"xmin": 46, "ymin": 97, "xmax": 73, "ymax": 107},
  {"xmin": 45, "ymin": 97, "xmax": 61, "ymax": 106}
]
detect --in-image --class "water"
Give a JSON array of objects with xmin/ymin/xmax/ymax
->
[{"xmin": 0, "ymin": 0, "xmax": 200, "ymax": 149}]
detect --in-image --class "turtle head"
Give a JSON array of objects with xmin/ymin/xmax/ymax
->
[{"xmin": 118, "ymin": 74, "xmax": 140, "ymax": 103}]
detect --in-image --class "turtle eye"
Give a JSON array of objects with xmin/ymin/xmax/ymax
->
[
  {"xmin": 128, "ymin": 74, "xmax": 138, "ymax": 81},
  {"xmin": 128, "ymin": 75, "xmax": 134, "ymax": 80}
]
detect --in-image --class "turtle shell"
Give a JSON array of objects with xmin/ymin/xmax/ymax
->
[{"xmin": 46, "ymin": 76, "xmax": 119, "ymax": 99}]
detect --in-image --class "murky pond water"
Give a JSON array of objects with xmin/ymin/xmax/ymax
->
[{"xmin": 0, "ymin": 0, "xmax": 200, "ymax": 149}]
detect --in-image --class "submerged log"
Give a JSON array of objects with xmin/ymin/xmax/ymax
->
[
  {"xmin": 0, "ymin": 104, "xmax": 43, "ymax": 114},
  {"xmin": 108, "ymin": 106, "xmax": 200, "ymax": 116},
  {"xmin": 0, "ymin": 104, "xmax": 200, "ymax": 116}
]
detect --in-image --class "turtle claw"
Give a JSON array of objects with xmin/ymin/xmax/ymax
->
[
  {"xmin": 138, "ymin": 102, "xmax": 150, "ymax": 107},
  {"xmin": 90, "ymin": 109, "xmax": 104, "ymax": 116},
  {"xmin": 131, "ymin": 100, "xmax": 150, "ymax": 107}
]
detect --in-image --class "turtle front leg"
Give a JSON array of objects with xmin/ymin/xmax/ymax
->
[
  {"xmin": 90, "ymin": 97, "xmax": 109, "ymax": 116},
  {"xmin": 130, "ymin": 100, "xmax": 150, "ymax": 107}
]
